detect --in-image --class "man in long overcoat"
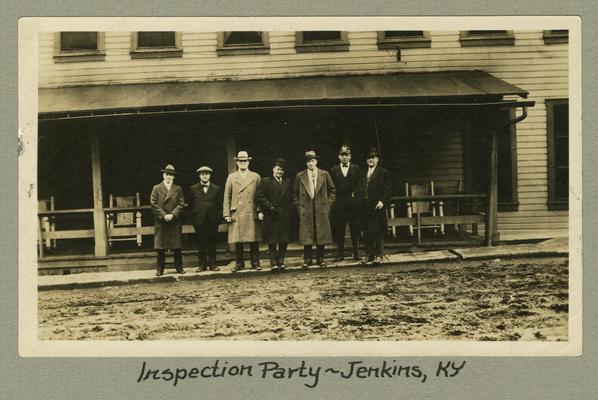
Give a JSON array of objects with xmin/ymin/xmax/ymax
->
[
  {"xmin": 223, "ymin": 150, "xmax": 263, "ymax": 271},
  {"xmin": 150, "ymin": 164, "xmax": 186, "ymax": 276},
  {"xmin": 329, "ymin": 145, "xmax": 363, "ymax": 261},
  {"xmin": 293, "ymin": 150, "xmax": 336, "ymax": 268},
  {"xmin": 188, "ymin": 165, "xmax": 222, "ymax": 272},
  {"xmin": 362, "ymin": 147, "xmax": 393, "ymax": 265},
  {"xmin": 256, "ymin": 158, "xmax": 294, "ymax": 270}
]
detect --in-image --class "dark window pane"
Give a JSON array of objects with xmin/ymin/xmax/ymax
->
[
  {"xmin": 550, "ymin": 101, "xmax": 569, "ymax": 203},
  {"xmin": 224, "ymin": 31, "xmax": 263, "ymax": 45},
  {"xmin": 551, "ymin": 30, "xmax": 568, "ymax": 35},
  {"xmin": 137, "ymin": 32, "xmax": 176, "ymax": 48},
  {"xmin": 555, "ymin": 168, "xmax": 568, "ymax": 200},
  {"xmin": 384, "ymin": 31, "xmax": 424, "ymax": 38},
  {"xmin": 554, "ymin": 104, "xmax": 569, "ymax": 137},
  {"xmin": 60, "ymin": 32, "xmax": 98, "ymax": 51},
  {"xmin": 302, "ymin": 31, "xmax": 341, "ymax": 42},
  {"xmin": 469, "ymin": 30, "xmax": 507, "ymax": 35}
]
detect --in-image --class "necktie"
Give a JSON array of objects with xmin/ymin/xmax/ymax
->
[{"xmin": 310, "ymin": 172, "xmax": 316, "ymax": 197}]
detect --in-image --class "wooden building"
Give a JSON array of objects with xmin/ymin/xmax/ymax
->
[{"xmin": 36, "ymin": 30, "xmax": 569, "ymax": 272}]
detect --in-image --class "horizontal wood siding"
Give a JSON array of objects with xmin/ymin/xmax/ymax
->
[{"xmin": 38, "ymin": 30, "xmax": 569, "ymax": 238}]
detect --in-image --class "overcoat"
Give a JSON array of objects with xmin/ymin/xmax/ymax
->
[
  {"xmin": 293, "ymin": 169, "xmax": 336, "ymax": 245},
  {"xmin": 150, "ymin": 182, "xmax": 185, "ymax": 249},
  {"xmin": 223, "ymin": 170, "xmax": 263, "ymax": 243},
  {"xmin": 362, "ymin": 166, "xmax": 393, "ymax": 235},
  {"xmin": 255, "ymin": 176, "xmax": 294, "ymax": 243},
  {"xmin": 188, "ymin": 182, "xmax": 222, "ymax": 227}
]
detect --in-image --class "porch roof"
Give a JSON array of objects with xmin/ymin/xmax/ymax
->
[{"xmin": 39, "ymin": 71, "xmax": 529, "ymax": 115}]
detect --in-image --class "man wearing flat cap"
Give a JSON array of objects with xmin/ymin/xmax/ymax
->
[
  {"xmin": 293, "ymin": 150, "xmax": 336, "ymax": 268},
  {"xmin": 150, "ymin": 164, "xmax": 186, "ymax": 276},
  {"xmin": 189, "ymin": 166, "xmax": 222, "ymax": 272},
  {"xmin": 223, "ymin": 151, "xmax": 263, "ymax": 272},
  {"xmin": 329, "ymin": 145, "xmax": 363, "ymax": 262},
  {"xmin": 256, "ymin": 158, "xmax": 294, "ymax": 271},
  {"xmin": 362, "ymin": 147, "xmax": 393, "ymax": 265}
]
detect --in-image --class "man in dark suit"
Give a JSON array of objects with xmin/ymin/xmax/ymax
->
[
  {"xmin": 362, "ymin": 148, "xmax": 393, "ymax": 265},
  {"xmin": 150, "ymin": 164, "xmax": 186, "ymax": 276},
  {"xmin": 329, "ymin": 145, "xmax": 363, "ymax": 261},
  {"xmin": 189, "ymin": 166, "xmax": 223, "ymax": 272},
  {"xmin": 256, "ymin": 158, "xmax": 294, "ymax": 271}
]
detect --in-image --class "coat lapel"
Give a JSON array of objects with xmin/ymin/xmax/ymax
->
[
  {"xmin": 159, "ymin": 182, "xmax": 171, "ymax": 201},
  {"xmin": 314, "ymin": 170, "xmax": 325, "ymax": 195},
  {"xmin": 236, "ymin": 172, "xmax": 254, "ymax": 192},
  {"xmin": 299, "ymin": 170, "xmax": 311, "ymax": 195}
]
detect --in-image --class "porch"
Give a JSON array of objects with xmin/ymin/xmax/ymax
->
[{"xmin": 37, "ymin": 71, "xmax": 533, "ymax": 272}]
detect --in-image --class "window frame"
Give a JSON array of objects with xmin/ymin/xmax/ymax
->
[
  {"xmin": 295, "ymin": 31, "xmax": 349, "ymax": 53},
  {"xmin": 546, "ymin": 98, "xmax": 569, "ymax": 211},
  {"xmin": 53, "ymin": 32, "xmax": 106, "ymax": 63},
  {"xmin": 459, "ymin": 30, "xmax": 515, "ymax": 47},
  {"xmin": 376, "ymin": 31, "xmax": 431, "ymax": 50},
  {"xmin": 543, "ymin": 30, "xmax": 568, "ymax": 44},
  {"xmin": 216, "ymin": 32, "xmax": 270, "ymax": 56},
  {"xmin": 130, "ymin": 32, "xmax": 183, "ymax": 59}
]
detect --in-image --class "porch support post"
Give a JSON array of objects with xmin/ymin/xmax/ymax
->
[
  {"xmin": 226, "ymin": 133, "xmax": 237, "ymax": 174},
  {"xmin": 90, "ymin": 132, "xmax": 107, "ymax": 257},
  {"xmin": 486, "ymin": 130, "xmax": 499, "ymax": 246}
]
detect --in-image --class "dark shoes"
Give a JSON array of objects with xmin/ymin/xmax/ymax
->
[
  {"xmin": 333, "ymin": 256, "xmax": 344, "ymax": 262},
  {"xmin": 176, "ymin": 268, "xmax": 186, "ymax": 274},
  {"xmin": 196, "ymin": 266, "xmax": 208, "ymax": 272},
  {"xmin": 302, "ymin": 260, "xmax": 312, "ymax": 269},
  {"xmin": 209, "ymin": 266, "xmax": 220, "ymax": 271},
  {"xmin": 156, "ymin": 270, "xmax": 164, "ymax": 277},
  {"xmin": 251, "ymin": 262, "xmax": 262, "ymax": 271},
  {"xmin": 362, "ymin": 257, "xmax": 375, "ymax": 266},
  {"xmin": 373, "ymin": 256, "xmax": 383, "ymax": 264}
]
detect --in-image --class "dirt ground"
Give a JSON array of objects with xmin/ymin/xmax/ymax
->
[{"xmin": 38, "ymin": 256, "xmax": 568, "ymax": 341}]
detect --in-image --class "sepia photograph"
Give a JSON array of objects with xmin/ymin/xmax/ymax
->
[{"xmin": 18, "ymin": 17, "xmax": 581, "ymax": 356}]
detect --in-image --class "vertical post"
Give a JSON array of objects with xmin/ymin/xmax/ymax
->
[
  {"xmin": 486, "ymin": 131, "xmax": 498, "ymax": 246},
  {"xmin": 90, "ymin": 132, "xmax": 107, "ymax": 257},
  {"xmin": 226, "ymin": 132, "xmax": 237, "ymax": 174}
]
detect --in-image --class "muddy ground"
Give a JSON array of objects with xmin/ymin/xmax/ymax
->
[{"xmin": 38, "ymin": 257, "xmax": 568, "ymax": 341}]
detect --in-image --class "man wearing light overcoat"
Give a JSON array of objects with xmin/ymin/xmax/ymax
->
[
  {"xmin": 150, "ymin": 164, "xmax": 186, "ymax": 276},
  {"xmin": 223, "ymin": 151, "xmax": 263, "ymax": 271},
  {"xmin": 293, "ymin": 150, "xmax": 336, "ymax": 268}
]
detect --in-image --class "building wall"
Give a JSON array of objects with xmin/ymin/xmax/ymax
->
[{"xmin": 38, "ymin": 30, "xmax": 569, "ymax": 239}]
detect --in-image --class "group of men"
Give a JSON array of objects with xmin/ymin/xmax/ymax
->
[{"xmin": 149, "ymin": 145, "xmax": 392, "ymax": 277}]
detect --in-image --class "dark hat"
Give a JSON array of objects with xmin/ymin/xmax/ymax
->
[
  {"xmin": 234, "ymin": 150, "xmax": 252, "ymax": 161},
  {"xmin": 273, "ymin": 158, "xmax": 287, "ymax": 169},
  {"xmin": 366, "ymin": 147, "xmax": 380, "ymax": 158},
  {"xmin": 161, "ymin": 164, "xmax": 178, "ymax": 174},
  {"xmin": 338, "ymin": 145, "xmax": 351, "ymax": 155},
  {"xmin": 304, "ymin": 150, "xmax": 319, "ymax": 161},
  {"xmin": 196, "ymin": 166, "xmax": 213, "ymax": 174}
]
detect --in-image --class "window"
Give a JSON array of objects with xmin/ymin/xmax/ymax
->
[
  {"xmin": 130, "ymin": 32, "xmax": 182, "ymax": 59},
  {"xmin": 53, "ymin": 32, "xmax": 105, "ymax": 62},
  {"xmin": 377, "ymin": 31, "xmax": 431, "ymax": 49},
  {"xmin": 295, "ymin": 31, "xmax": 349, "ymax": 53},
  {"xmin": 217, "ymin": 32, "xmax": 270, "ymax": 56},
  {"xmin": 546, "ymin": 99, "xmax": 569, "ymax": 210},
  {"xmin": 460, "ymin": 30, "xmax": 514, "ymax": 47},
  {"xmin": 543, "ymin": 30, "xmax": 568, "ymax": 44}
]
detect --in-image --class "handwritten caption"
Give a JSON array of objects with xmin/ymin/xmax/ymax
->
[{"xmin": 137, "ymin": 360, "xmax": 466, "ymax": 388}]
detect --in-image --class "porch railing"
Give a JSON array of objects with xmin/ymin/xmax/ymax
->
[
  {"xmin": 386, "ymin": 193, "xmax": 488, "ymax": 244},
  {"xmin": 38, "ymin": 192, "xmax": 488, "ymax": 258}
]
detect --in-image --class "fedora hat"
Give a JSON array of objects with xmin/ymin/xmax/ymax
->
[
  {"xmin": 234, "ymin": 151, "xmax": 252, "ymax": 161},
  {"xmin": 273, "ymin": 158, "xmax": 287, "ymax": 169},
  {"xmin": 161, "ymin": 164, "xmax": 178, "ymax": 174},
  {"xmin": 338, "ymin": 145, "xmax": 351, "ymax": 155},
  {"xmin": 366, "ymin": 147, "xmax": 380, "ymax": 158},
  {"xmin": 196, "ymin": 166, "xmax": 213, "ymax": 174},
  {"xmin": 304, "ymin": 150, "xmax": 320, "ymax": 161}
]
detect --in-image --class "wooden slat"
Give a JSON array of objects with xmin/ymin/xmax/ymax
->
[{"xmin": 42, "ymin": 229, "xmax": 95, "ymax": 239}]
